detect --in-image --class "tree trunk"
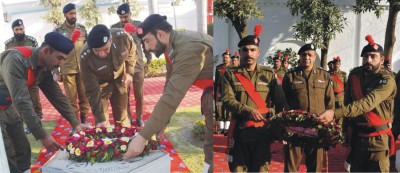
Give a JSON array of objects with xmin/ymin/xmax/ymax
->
[
  {"xmin": 320, "ymin": 37, "xmax": 329, "ymax": 69},
  {"xmin": 231, "ymin": 20, "xmax": 247, "ymax": 39},
  {"xmin": 196, "ymin": 0, "xmax": 207, "ymax": 33},
  {"xmin": 383, "ymin": 3, "xmax": 399, "ymax": 61}
]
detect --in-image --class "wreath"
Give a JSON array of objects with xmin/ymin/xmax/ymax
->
[
  {"xmin": 271, "ymin": 110, "xmax": 344, "ymax": 149},
  {"xmin": 65, "ymin": 126, "xmax": 159, "ymax": 163}
]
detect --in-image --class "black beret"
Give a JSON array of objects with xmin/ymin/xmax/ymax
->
[
  {"xmin": 298, "ymin": 43, "xmax": 316, "ymax": 55},
  {"xmin": 44, "ymin": 32, "xmax": 74, "ymax": 55},
  {"xmin": 117, "ymin": 3, "xmax": 130, "ymax": 15},
  {"xmin": 237, "ymin": 35, "xmax": 260, "ymax": 47},
  {"xmin": 63, "ymin": 3, "xmax": 76, "ymax": 13},
  {"xmin": 11, "ymin": 19, "xmax": 23, "ymax": 29},
  {"xmin": 137, "ymin": 14, "xmax": 168, "ymax": 39},
  {"xmin": 361, "ymin": 44, "xmax": 383, "ymax": 57},
  {"xmin": 328, "ymin": 61, "xmax": 333, "ymax": 64},
  {"xmin": 87, "ymin": 24, "xmax": 111, "ymax": 48}
]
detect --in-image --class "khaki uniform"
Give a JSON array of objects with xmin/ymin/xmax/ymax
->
[
  {"xmin": 4, "ymin": 35, "xmax": 43, "ymax": 118},
  {"xmin": 138, "ymin": 30, "xmax": 214, "ymax": 167},
  {"xmin": 214, "ymin": 63, "xmax": 232, "ymax": 122},
  {"xmin": 222, "ymin": 65, "xmax": 288, "ymax": 172},
  {"xmin": 282, "ymin": 66, "xmax": 335, "ymax": 172},
  {"xmin": 274, "ymin": 67, "xmax": 286, "ymax": 80},
  {"xmin": 54, "ymin": 22, "xmax": 90, "ymax": 117},
  {"xmin": 80, "ymin": 28, "xmax": 137, "ymax": 127},
  {"xmin": 111, "ymin": 20, "xmax": 152, "ymax": 120},
  {"xmin": 334, "ymin": 67, "xmax": 396, "ymax": 172},
  {"xmin": 0, "ymin": 48, "xmax": 81, "ymax": 173},
  {"xmin": 330, "ymin": 70, "xmax": 347, "ymax": 108}
]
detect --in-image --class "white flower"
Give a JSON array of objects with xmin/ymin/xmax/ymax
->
[
  {"xmin": 79, "ymin": 131, "xmax": 86, "ymax": 136},
  {"xmin": 121, "ymin": 128, "xmax": 126, "ymax": 133},
  {"xmin": 95, "ymin": 128, "xmax": 102, "ymax": 133},
  {"xmin": 121, "ymin": 145, "xmax": 127, "ymax": 151},
  {"xmin": 69, "ymin": 148, "xmax": 75, "ymax": 155},
  {"xmin": 86, "ymin": 140, "xmax": 94, "ymax": 147},
  {"xmin": 103, "ymin": 138, "xmax": 112, "ymax": 145},
  {"xmin": 106, "ymin": 127, "xmax": 113, "ymax": 133},
  {"xmin": 120, "ymin": 137, "xmax": 130, "ymax": 143},
  {"xmin": 75, "ymin": 148, "xmax": 81, "ymax": 156},
  {"xmin": 67, "ymin": 143, "xmax": 73, "ymax": 150},
  {"xmin": 72, "ymin": 134, "xmax": 80, "ymax": 138}
]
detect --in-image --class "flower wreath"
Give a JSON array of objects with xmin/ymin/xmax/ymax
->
[
  {"xmin": 65, "ymin": 126, "xmax": 159, "ymax": 163},
  {"xmin": 272, "ymin": 110, "xmax": 344, "ymax": 149}
]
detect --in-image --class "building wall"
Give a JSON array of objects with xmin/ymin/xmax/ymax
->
[
  {"xmin": 214, "ymin": 0, "xmax": 400, "ymax": 73},
  {"xmin": 0, "ymin": 0, "xmax": 199, "ymax": 52}
]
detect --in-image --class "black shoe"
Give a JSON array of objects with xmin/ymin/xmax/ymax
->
[
  {"xmin": 24, "ymin": 128, "xmax": 31, "ymax": 134},
  {"xmin": 80, "ymin": 114, "xmax": 86, "ymax": 124}
]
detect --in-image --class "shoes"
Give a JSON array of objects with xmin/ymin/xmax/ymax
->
[
  {"xmin": 80, "ymin": 114, "xmax": 86, "ymax": 124},
  {"xmin": 24, "ymin": 128, "xmax": 31, "ymax": 134},
  {"xmin": 136, "ymin": 118, "xmax": 144, "ymax": 127}
]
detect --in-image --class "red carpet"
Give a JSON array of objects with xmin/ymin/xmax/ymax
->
[
  {"xmin": 34, "ymin": 77, "xmax": 203, "ymax": 172},
  {"xmin": 214, "ymin": 134, "xmax": 400, "ymax": 172}
]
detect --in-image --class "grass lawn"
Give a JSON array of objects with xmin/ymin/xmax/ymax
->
[{"xmin": 28, "ymin": 106, "xmax": 205, "ymax": 172}]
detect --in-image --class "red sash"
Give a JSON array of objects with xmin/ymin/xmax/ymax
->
[
  {"xmin": 164, "ymin": 51, "xmax": 213, "ymax": 89},
  {"xmin": 275, "ymin": 73, "xmax": 282, "ymax": 85},
  {"xmin": 351, "ymin": 74, "xmax": 395, "ymax": 155},
  {"xmin": 330, "ymin": 74, "xmax": 344, "ymax": 96}
]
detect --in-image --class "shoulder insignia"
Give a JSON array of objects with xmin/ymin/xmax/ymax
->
[
  {"xmin": 77, "ymin": 23, "xmax": 86, "ymax": 28},
  {"xmin": 26, "ymin": 36, "xmax": 38, "ymax": 47},
  {"xmin": 261, "ymin": 66, "xmax": 274, "ymax": 73},
  {"xmin": 4, "ymin": 38, "xmax": 13, "ymax": 45}
]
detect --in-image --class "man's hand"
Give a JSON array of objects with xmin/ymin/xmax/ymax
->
[
  {"xmin": 316, "ymin": 110, "xmax": 334, "ymax": 124},
  {"xmin": 41, "ymin": 135, "xmax": 64, "ymax": 151},
  {"xmin": 249, "ymin": 109, "xmax": 264, "ymax": 121},
  {"xmin": 123, "ymin": 134, "xmax": 146, "ymax": 160},
  {"xmin": 122, "ymin": 74, "xmax": 133, "ymax": 88},
  {"xmin": 96, "ymin": 121, "xmax": 108, "ymax": 127},
  {"xmin": 74, "ymin": 123, "xmax": 92, "ymax": 132}
]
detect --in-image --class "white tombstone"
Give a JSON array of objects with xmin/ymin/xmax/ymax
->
[
  {"xmin": 40, "ymin": 150, "xmax": 170, "ymax": 173},
  {"xmin": 0, "ymin": 128, "xmax": 11, "ymax": 173}
]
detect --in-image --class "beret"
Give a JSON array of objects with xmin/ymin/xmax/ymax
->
[
  {"xmin": 87, "ymin": 24, "xmax": 111, "ymax": 48},
  {"xmin": 117, "ymin": 3, "xmax": 130, "ymax": 15},
  {"xmin": 137, "ymin": 14, "xmax": 168, "ymax": 39},
  {"xmin": 298, "ymin": 43, "xmax": 316, "ymax": 55},
  {"xmin": 44, "ymin": 32, "xmax": 74, "ymax": 55},
  {"xmin": 237, "ymin": 35, "xmax": 260, "ymax": 47},
  {"xmin": 361, "ymin": 35, "xmax": 383, "ymax": 57},
  {"xmin": 63, "ymin": 3, "xmax": 76, "ymax": 13},
  {"xmin": 11, "ymin": 19, "xmax": 23, "ymax": 29}
]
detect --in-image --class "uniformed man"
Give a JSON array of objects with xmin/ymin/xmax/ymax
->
[
  {"xmin": 80, "ymin": 24, "xmax": 136, "ymax": 128},
  {"xmin": 54, "ymin": 3, "xmax": 90, "ymax": 123},
  {"xmin": 215, "ymin": 49, "xmax": 232, "ymax": 134},
  {"xmin": 4, "ymin": 19, "xmax": 43, "ymax": 134},
  {"xmin": 111, "ymin": 3, "xmax": 152, "ymax": 127},
  {"xmin": 273, "ymin": 53, "xmax": 286, "ymax": 85},
  {"xmin": 282, "ymin": 43, "xmax": 335, "ymax": 172},
  {"xmin": 0, "ymin": 32, "xmax": 89, "ymax": 173},
  {"xmin": 231, "ymin": 51, "xmax": 240, "ymax": 67},
  {"xmin": 122, "ymin": 14, "xmax": 214, "ymax": 172},
  {"xmin": 330, "ymin": 56, "xmax": 347, "ymax": 109},
  {"xmin": 319, "ymin": 35, "xmax": 397, "ymax": 172},
  {"xmin": 327, "ymin": 60, "xmax": 334, "ymax": 72},
  {"xmin": 222, "ymin": 26, "xmax": 288, "ymax": 172},
  {"xmin": 282, "ymin": 55, "xmax": 290, "ymax": 69}
]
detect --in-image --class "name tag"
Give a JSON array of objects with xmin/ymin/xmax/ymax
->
[
  {"xmin": 257, "ymin": 82, "xmax": 268, "ymax": 86},
  {"xmin": 316, "ymin": 80, "xmax": 325, "ymax": 83},
  {"xmin": 294, "ymin": 81, "xmax": 303, "ymax": 84},
  {"xmin": 234, "ymin": 82, "xmax": 242, "ymax": 86},
  {"xmin": 98, "ymin": 65, "xmax": 107, "ymax": 71}
]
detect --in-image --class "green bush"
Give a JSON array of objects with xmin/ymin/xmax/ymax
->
[
  {"xmin": 191, "ymin": 120, "xmax": 206, "ymax": 141},
  {"xmin": 146, "ymin": 58, "xmax": 166, "ymax": 77}
]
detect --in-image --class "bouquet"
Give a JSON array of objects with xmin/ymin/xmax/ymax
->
[
  {"xmin": 65, "ymin": 126, "xmax": 159, "ymax": 163},
  {"xmin": 271, "ymin": 110, "xmax": 344, "ymax": 149}
]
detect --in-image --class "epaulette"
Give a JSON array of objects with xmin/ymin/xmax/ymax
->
[
  {"xmin": 318, "ymin": 66, "xmax": 330, "ymax": 73},
  {"xmin": 4, "ymin": 37, "xmax": 13, "ymax": 45},
  {"xmin": 54, "ymin": 25, "xmax": 63, "ymax": 32},
  {"xmin": 259, "ymin": 65, "xmax": 274, "ymax": 73},
  {"xmin": 80, "ymin": 47, "xmax": 92, "ymax": 59},
  {"xmin": 76, "ymin": 23, "xmax": 86, "ymax": 28},
  {"xmin": 26, "ymin": 36, "xmax": 38, "ymax": 46},
  {"xmin": 349, "ymin": 66, "xmax": 363, "ymax": 75},
  {"xmin": 112, "ymin": 29, "xmax": 128, "ymax": 38},
  {"xmin": 225, "ymin": 66, "xmax": 239, "ymax": 74},
  {"xmin": 286, "ymin": 66, "xmax": 298, "ymax": 73}
]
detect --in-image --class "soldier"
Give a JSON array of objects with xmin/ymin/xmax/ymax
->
[
  {"xmin": 111, "ymin": 3, "xmax": 152, "ymax": 127},
  {"xmin": 273, "ymin": 52, "xmax": 286, "ymax": 85},
  {"xmin": 282, "ymin": 43, "xmax": 335, "ymax": 172},
  {"xmin": 215, "ymin": 49, "xmax": 232, "ymax": 134},
  {"xmin": 222, "ymin": 25, "xmax": 288, "ymax": 172},
  {"xmin": 327, "ymin": 60, "xmax": 334, "ymax": 72},
  {"xmin": 80, "ymin": 24, "xmax": 137, "ymax": 128},
  {"xmin": 4, "ymin": 19, "xmax": 43, "ymax": 134},
  {"xmin": 54, "ymin": 3, "xmax": 90, "ymax": 123},
  {"xmin": 319, "ymin": 35, "xmax": 397, "ymax": 172},
  {"xmin": 282, "ymin": 55, "xmax": 290, "ymax": 69},
  {"xmin": 330, "ymin": 56, "xmax": 347, "ymax": 109},
  {"xmin": 231, "ymin": 51, "xmax": 240, "ymax": 67},
  {"xmin": 122, "ymin": 14, "xmax": 214, "ymax": 172},
  {"xmin": 0, "ymin": 32, "xmax": 89, "ymax": 173}
]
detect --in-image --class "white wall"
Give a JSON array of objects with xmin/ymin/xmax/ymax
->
[
  {"xmin": 0, "ymin": 0, "xmax": 199, "ymax": 51},
  {"xmin": 214, "ymin": 0, "xmax": 400, "ymax": 73}
]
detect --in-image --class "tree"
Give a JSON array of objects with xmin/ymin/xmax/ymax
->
[
  {"xmin": 287, "ymin": 0, "xmax": 347, "ymax": 69},
  {"xmin": 79, "ymin": 0, "xmax": 101, "ymax": 28},
  {"xmin": 40, "ymin": 0, "xmax": 65, "ymax": 26},
  {"xmin": 353, "ymin": 0, "xmax": 400, "ymax": 61},
  {"xmin": 107, "ymin": 0, "xmax": 142, "ymax": 18},
  {"xmin": 214, "ymin": 0, "xmax": 264, "ymax": 39},
  {"xmin": 265, "ymin": 48, "xmax": 298, "ymax": 68}
]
